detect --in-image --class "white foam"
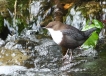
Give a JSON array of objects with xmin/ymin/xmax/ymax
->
[{"xmin": 0, "ymin": 65, "xmax": 26, "ymax": 75}]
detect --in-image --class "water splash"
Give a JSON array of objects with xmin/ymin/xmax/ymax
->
[
  {"xmin": 30, "ymin": 1, "xmax": 41, "ymax": 17},
  {"xmin": 66, "ymin": 7, "xmax": 86, "ymax": 30}
]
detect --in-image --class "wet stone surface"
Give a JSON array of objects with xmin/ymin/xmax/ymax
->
[
  {"xmin": 0, "ymin": 28, "xmax": 105, "ymax": 76},
  {"xmin": 24, "ymin": 39, "xmax": 62, "ymax": 69},
  {"xmin": 0, "ymin": 33, "xmax": 106, "ymax": 76}
]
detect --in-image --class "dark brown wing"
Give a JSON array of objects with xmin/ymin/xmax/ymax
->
[
  {"xmin": 61, "ymin": 25, "xmax": 85, "ymax": 41},
  {"xmin": 60, "ymin": 25, "xmax": 86, "ymax": 49}
]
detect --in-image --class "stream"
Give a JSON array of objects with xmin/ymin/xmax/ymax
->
[{"xmin": 0, "ymin": 0, "xmax": 106, "ymax": 76}]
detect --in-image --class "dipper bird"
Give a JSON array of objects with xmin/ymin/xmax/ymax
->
[{"xmin": 45, "ymin": 21, "xmax": 97, "ymax": 61}]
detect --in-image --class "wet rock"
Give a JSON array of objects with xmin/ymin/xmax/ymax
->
[
  {"xmin": 0, "ymin": 39, "xmax": 5, "ymax": 47},
  {"xmin": 21, "ymin": 29, "xmax": 40, "ymax": 42},
  {"xmin": 24, "ymin": 58, "xmax": 35, "ymax": 69},
  {"xmin": 5, "ymin": 42, "xmax": 15, "ymax": 50},
  {"xmin": 81, "ymin": 48, "xmax": 98, "ymax": 57},
  {"xmin": 24, "ymin": 38, "xmax": 62, "ymax": 69},
  {"xmin": 16, "ymin": 39, "xmax": 39, "ymax": 50},
  {"xmin": 0, "ymin": 48, "xmax": 29, "ymax": 65}
]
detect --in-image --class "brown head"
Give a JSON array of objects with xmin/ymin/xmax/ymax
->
[
  {"xmin": 45, "ymin": 21, "xmax": 65, "ymax": 31},
  {"xmin": 44, "ymin": 21, "xmax": 65, "ymax": 45}
]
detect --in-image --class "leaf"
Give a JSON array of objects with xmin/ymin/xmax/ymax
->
[
  {"xmin": 81, "ymin": 31, "xmax": 99, "ymax": 49},
  {"xmin": 81, "ymin": 19, "xmax": 104, "ymax": 49},
  {"xmin": 82, "ymin": 24, "xmax": 95, "ymax": 31},
  {"xmin": 82, "ymin": 19, "xmax": 104, "ymax": 31},
  {"xmin": 92, "ymin": 19, "xmax": 103, "ymax": 29},
  {"xmin": 63, "ymin": 3, "xmax": 74, "ymax": 9}
]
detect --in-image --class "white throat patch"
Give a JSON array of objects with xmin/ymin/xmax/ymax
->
[{"xmin": 47, "ymin": 28, "xmax": 63, "ymax": 44}]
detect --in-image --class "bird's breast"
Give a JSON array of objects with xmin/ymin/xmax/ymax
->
[{"xmin": 48, "ymin": 29, "xmax": 63, "ymax": 44}]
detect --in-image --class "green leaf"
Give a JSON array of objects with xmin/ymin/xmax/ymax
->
[
  {"xmin": 81, "ymin": 19, "xmax": 104, "ymax": 49},
  {"xmin": 81, "ymin": 31, "xmax": 99, "ymax": 49},
  {"xmin": 82, "ymin": 19, "xmax": 104, "ymax": 31},
  {"xmin": 92, "ymin": 19, "xmax": 103, "ymax": 29},
  {"xmin": 82, "ymin": 24, "xmax": 95, "ymax": 31}
]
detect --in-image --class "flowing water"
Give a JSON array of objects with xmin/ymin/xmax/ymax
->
[{"xmin": 0, "ymin": 0, "xmax": 106, "ymax": 76}]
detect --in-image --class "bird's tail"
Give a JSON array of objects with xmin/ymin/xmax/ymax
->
[{"xmin": 84, "ymin": 27, "xmax": 97, "ymax": 37}]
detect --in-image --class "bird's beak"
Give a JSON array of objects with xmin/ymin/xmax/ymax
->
[
  {"xmin": 40, "ymin": 24, "xmax": 47, "ymax": 29},
  {"xmin": 41, "ymin": 26, "xmax": 47, "ymax": 29}
]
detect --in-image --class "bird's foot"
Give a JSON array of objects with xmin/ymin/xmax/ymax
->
[
  {"xmin": 62, "ymin": 49, "xmax": 73, "ymax": 65},
  {"xmin": 62, "ymin": 54, "xmax": 73, "ymax": 65}
]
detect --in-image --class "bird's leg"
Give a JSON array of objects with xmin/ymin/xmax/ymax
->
[
  {"xmin": 62, "ymin": 49, "xmax": 70, "ymax": 60},
  {"xmin": 62, "ymin": 49, "xmax": 73, "ymax": 64},
  {"xmin": 68, "ymin": 49, "xmax": 73, "ymax": 62}
]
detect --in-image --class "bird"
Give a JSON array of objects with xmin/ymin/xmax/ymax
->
[{"xmin": 44, "ymin": 21, "xmax": 97, "ymax": 62}]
